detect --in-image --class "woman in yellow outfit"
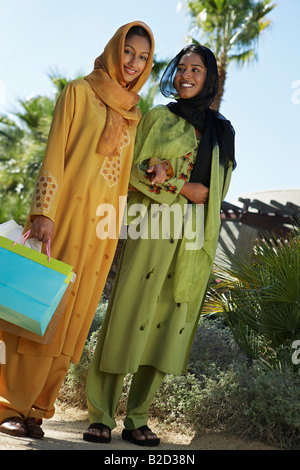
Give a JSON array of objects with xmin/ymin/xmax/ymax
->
[{"xmin": 0, "ymin": 21, "xmax": 154, "ymax": 439}]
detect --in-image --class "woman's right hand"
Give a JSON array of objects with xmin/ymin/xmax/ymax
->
[
  {"xmin": 30, "ymin": 215, "xmax": 55, "ymax": 244},
  {"xmin": 147, "ymin": 163, "xmax": 168, "ymax": 184},
  {"xmin": 180, "ymin": 182, "xmax": 209, "ymax": 204}
]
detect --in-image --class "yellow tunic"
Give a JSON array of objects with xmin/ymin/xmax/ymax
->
[{"xmin": 20, "ymin": 78, "xmax": 137, "ymax": 363}]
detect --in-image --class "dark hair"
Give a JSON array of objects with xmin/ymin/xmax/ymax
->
[
  {"xmin": 126, "ymin": 26, "xmax": 151, "ymax": 46},
  {"xmin": 160, "ymin": 44, "xmax": 217, "ymax": 99},
  {"xmin": 177, "ymin": 44, "xmax": 207, "ymax": 68}
]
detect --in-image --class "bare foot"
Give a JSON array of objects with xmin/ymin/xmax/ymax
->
[
  {"xmin": 83, "ymin": 423, "xmax": 111, "ymax": 443},
  {"xmin": 122, "ymin": 425, "xmax": 160, "ymax": 446},
  {"xmin": 132, "ymin": 428, "xmax": 158, "ymax": 441}
]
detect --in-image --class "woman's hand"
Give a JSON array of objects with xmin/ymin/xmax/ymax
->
[
  {"xmin": 180, "ymin": 182, "xmax": 209, "ymax": 204},
  {"xmin": 30, "ymin": 215, "xmax": 55, "ymax": 244},
  {"xmin": 147, "ymin": 163, "xmax": 167, "ymax": 184}
]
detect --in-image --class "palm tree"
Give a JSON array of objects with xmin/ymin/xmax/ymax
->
[
  {"xmin": 206, "ymin": 229, "xmax": 300, "ymax": 373},
  {"xmin": 184, "ymin": 0, "xmax": 276, "ymax": 110}
]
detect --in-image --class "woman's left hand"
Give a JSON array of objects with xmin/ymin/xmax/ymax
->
[
  {"xmin": 147, "ymin": 163, "xmax": 167, "ymax": 184},
  {"xmin": 180, "ymin": 182, "xmax": 209, "ymax": 204}
]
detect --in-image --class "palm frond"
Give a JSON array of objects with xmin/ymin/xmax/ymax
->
[
  {"xmin": 185, "ymin": 0, "xmax": 276, "ymax": 110},
  {"xmin": 229, "ymin": 48, "xmax": 257, "ymax": 65},
  {"xmin": 207, "ymin": 227, "xmax": 300, "ymax": 371}
]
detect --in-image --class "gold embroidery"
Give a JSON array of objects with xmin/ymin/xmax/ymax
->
[
  {"xmin": 32, "ymin": 171, "xmax": 58, "ymax": 214},
  {"xmin": 100, "ymin": 129, "xmax": 130, "ymax": 187},
  {"xmin": 93, "ymin": 94, "xmax": 106, "ymax": 109}
]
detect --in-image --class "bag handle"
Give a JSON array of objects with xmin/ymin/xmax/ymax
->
[{"xmin": 13, "ymin": 230, "xmax": 51, "ymax": 262}]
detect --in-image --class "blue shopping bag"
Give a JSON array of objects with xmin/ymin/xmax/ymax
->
[{"xmin": 0, "ymin": 233, "xmax": 74, "ymax": 336}]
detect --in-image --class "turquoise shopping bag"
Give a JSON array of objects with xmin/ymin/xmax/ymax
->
[{"xmin": 0, "ymin": 233, "xmax": 74, "ymax": 336}]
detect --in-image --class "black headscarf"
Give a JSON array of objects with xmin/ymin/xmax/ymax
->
[{"xmin": 160, "ymin": 44, "xmax": 236, "ymax": 188}]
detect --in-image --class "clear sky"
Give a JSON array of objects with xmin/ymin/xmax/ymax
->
[{"xmin": 0, "ymin": 0, "xmax": 299, "ymax": 202}]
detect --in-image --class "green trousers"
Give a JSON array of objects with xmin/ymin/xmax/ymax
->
[{"xmin": 86, "ymin": 363, "xmax": 165, "ymax": 431}]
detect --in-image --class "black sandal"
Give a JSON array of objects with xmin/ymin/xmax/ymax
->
[
  {"xmin": 83, "ymin": 423, "xmax": 111, "ymax": 443},
  {"xmin": 122, "ymin": 425, "xmax": 160, "ymax": 447}
]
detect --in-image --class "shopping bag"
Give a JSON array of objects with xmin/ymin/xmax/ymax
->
[
  {"xmin": 0, "ymin": 272, "xmax": 76, "ymax": 343},
  {"xmin": 0, "ymin": 220, "xmax": 42, "ymax": 251},
  {"xmin": 0, "ymin": 232, "xmax": 74, "ymax": 336}
]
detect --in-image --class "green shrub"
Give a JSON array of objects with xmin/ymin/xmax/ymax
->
[
  {"xmin": 208, "ymin": 232, "xmax": 300, "ymax": 373},
  {"xmin": 236, "ymin": 363, "xmax": 300, "ymax": 449},
  {"xmin": 57, "ymin": 300, "xmax": 107, "ymax": 408},
  {"xmin": 188, "ymin": 317, "xmax": 248, "ymax": 376}
]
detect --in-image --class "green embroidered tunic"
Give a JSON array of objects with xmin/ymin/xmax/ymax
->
[{"xmin": 93, "ymin": 105, "xmax": 233, "ymax": 375}]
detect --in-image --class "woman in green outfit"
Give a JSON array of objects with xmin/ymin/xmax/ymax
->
[{"xmin": 83, "ymin": 44, "xmax": 236, "ymax": 446}]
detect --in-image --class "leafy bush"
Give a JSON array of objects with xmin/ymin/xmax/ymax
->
[
  {"xmin": 207, "ymin": 231, "xmax": 300, "ymax": 373},
  {"xmin": 238, "ymin": 364, "xmax": 300, "ymax": 448},
  {"xmin": 150, "ymin": 361, "xmax": 300, "ymax": 449},
  {"xmin": 58, "ymin": 300, "xmax": 107, "ymax": 408}
]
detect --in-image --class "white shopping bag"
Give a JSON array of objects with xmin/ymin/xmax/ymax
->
[{"xmin": 0, "ymin": 220, "xmax": 42, "ymax": 252}]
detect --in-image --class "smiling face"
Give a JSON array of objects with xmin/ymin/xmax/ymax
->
[
  {"xmin": 123, "ymin": 34, "xmax": 151, "ymax": 84},
  {"xmin": 174, "ymin": 52, "xmax": 207, "ymax": 99}
]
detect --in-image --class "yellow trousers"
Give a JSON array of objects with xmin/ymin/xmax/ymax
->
[{"xmin": 0, "ymin": 331, "xmax": 71, "ymax": 422}]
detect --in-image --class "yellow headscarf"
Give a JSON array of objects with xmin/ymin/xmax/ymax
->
[{"xmin": 84, "ymin": 21, "xmax": 154, "ymax": 156}]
